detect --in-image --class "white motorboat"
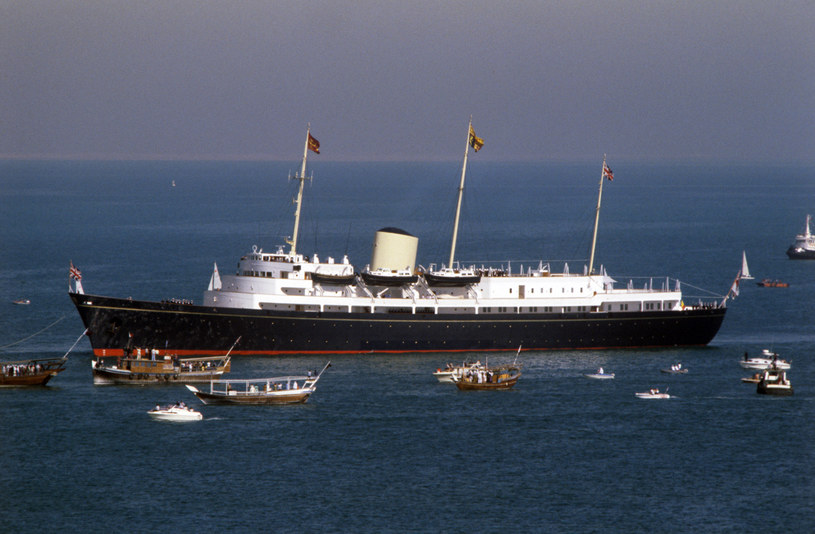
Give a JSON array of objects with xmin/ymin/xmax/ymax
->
[
  {"xmin": 584, "ymin": 367, "xmax": 615, "ymax": 379},
  {"xmin": 433, "ymin": 360, "xmax": 485, "ymax": 383},
  {"xmin": 739, "ymin": 349, "xmax": 790, "ymax": 370},
  {"xmin": 756, "ymin": 369, "xmax": 793, "ymax": 396},
  {"xmin": 147, "ymin": 403, "xmax": 203, "ymax": 421},
  {"xmin": 635, "ymin": 388, "xmax": 671, "ymax": 399}
]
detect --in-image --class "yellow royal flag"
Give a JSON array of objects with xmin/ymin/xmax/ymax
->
[{"xmin": 468, "ymin": 125, "xmax": 484, "ymax": 152}]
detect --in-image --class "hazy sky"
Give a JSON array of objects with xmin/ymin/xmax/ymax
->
[{"xmin": 2, "ymin": 1, "xmax": 813, "ymax": 162}]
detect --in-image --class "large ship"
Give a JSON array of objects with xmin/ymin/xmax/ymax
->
[
  {"xmin": 786, "ymin": 214, "xmax": 815, "ymax": 259},
  {"xmin": 69, "ymin": 124, "xmax": 729, "ymax": 357}
]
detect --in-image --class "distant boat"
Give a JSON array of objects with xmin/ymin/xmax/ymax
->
[
  {"xmin": 0, "ymin": 357, "xmax": 67, "ymax": 387},
  {"xmin": 91, "ymin": 337, "xmax": 238, "ymax": 385},
  {"xmin": 12, "ymin": 299, "xmax": 30, "ymax": 305},
  {"xmin": 433, "ymin": 360, "xmax": 485, "ymax": 383},
  {"xmin": 171, "ymin": 180, "xmax": 176, "ymax": 187},
  {"xmin": 756, "ymin": 369, "xmax": 793, "ymax": 396},
  {"xmin": 739, "ymin": 251, "xmax": 753, "ymax": 280},
  {"xmin": 786, "ymin": 214, "xmax": 815, "ymax": 259},
  {"xmin": 756, "ymin": 279, "xmax": 788, "ymax": 288},
  {"xmin": 584, "ymin": 367, "xmax": 615, "ymax": 379},
  {"xmin": 740, "ymin": 349, "xmax": 790, "ymax": 370},
  {"xmin": 660, "ymin": 363, "xmax": 688, "ymax": 374},
  {"xmin": 451, "ymin": 363, "xmax": 522, "ymax": 390},
  {"xmin": 635, "ymin": 388, "xmax": 671, "ymax": 399},
  {"xmin": 147, "ymin": 402, "xmax": 202, "ymax": 421},
  {"xmin": 741, "ymin": 372, "xmax": 762, "ymax": 384}
]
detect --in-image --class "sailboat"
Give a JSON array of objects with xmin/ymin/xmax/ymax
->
[
  {"xmin": 423, "ymin": 118, "xmax": 483, "ymax": 287},
  {"xmin": 739, "ymin": 251, "xmax": 753, "ymax": 279}
]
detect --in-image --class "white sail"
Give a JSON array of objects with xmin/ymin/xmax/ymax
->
[
  {"xmin": 740, "ymin": 251, "xmax": 753, "ymax": 280},
  {"xmin": 208, "ymin": 262, "xmax": 222, "ymax": 290}
]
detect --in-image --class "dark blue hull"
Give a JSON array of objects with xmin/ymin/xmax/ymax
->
[
  {"xmin": 70, "ymin": 292, "xmax": 727, "ymax": 356},
  {"xmin": 786, "ymin": 246, "xmax": 815, "ymax": 259}
]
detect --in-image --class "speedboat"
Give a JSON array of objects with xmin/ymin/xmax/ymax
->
[
  {"xmin": 660, "ymin": 363, "xmax": 688, "ymax": 374},
  {"xmin": 584, "ymin": 367, "xmax": 615, "ymax": 379},
  {"xmin": 12, "ymin": 299, "xmax": 30, "ymax": 305},
  {"xmin": 741, "ymin": 372, "xmax": 762, "ymax": 384},
  {"xmin": 635, "ymin": 388, "xmax": 671, "ymax": 399},
  {"xmin": 147, "ymin": 403, "xmax": 203, "ymax": 421},
  {"xmin": 740, "ymin": 349, "xmax": 790, "ymax": 370}
]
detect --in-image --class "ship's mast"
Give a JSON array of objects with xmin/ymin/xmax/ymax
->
[
  {"xmin": 588, "ymin": 155, "xmax": 607, "ymax": 275},
  {"xmin": 287, "ymin": 125, "xmax": 313, "ymax": 257},
  {"xmin": 448, "ymin": 118, "xmax": 473, "ymax": 268}
]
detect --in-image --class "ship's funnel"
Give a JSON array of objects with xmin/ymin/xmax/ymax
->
[{"xmin": 370, "ymin": 227, "xmax": 418, "ymax": 272}]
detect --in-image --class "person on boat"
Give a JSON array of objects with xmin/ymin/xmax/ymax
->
[
  {"xmin": 744, "ymin": 351, "xmax": 749, "ymax": 361},
  {"xmin": 598, "ymin": 367, "xmax": 604, "ymax": 374}
]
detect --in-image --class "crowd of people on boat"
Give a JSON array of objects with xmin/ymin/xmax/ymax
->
[
  {"xmin": 463, "ymin": 368, "xmax": 499, "ymax": 384},
  {"xmin": 2, "ymin": 363, "xmax": 43, "ymax": 377}
]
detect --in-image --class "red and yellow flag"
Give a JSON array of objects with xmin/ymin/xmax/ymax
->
[
  {"xmin": 307, "ymin": 133, "xmax": 320, "ymax": 154},
  {"xmin": 468, "ymin": 125, "xmax": 484, "ymax": 152}
]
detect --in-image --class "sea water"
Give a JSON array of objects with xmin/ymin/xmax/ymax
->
[{"xmin": 0, "ymin": 160, "xmax": 813, "ymax": 532}]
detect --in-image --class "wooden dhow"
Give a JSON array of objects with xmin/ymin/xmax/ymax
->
[
  {"xmin": 185, "ymin": 362, "xmax": 330, "ymax": 405},
  {"xmin": 451, "ymin": 363, "xmax": 521, "ymax": 390},
  {"xmin": 92, "ymin": 338, "xmax": 238, "ymax": 385}
]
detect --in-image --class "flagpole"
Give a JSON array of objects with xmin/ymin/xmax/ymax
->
[
  {"xmin": 288, "ymin": 124, "xmax": 312, "ymax": 257},
  {"xmin": 588, "ymin": 155, "xmax": 606, "ymax": 275},
  {"xmin": 449, "ymin": 117, "xmax": 472, "ymax": 269}
]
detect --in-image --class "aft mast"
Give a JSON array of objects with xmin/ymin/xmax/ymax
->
[
  {"xmin": 286, "ymin": 125, "xmax": 319, "ymax": 257},
  {"xmin": 588, "ymin": 156, "xmax": 612, "ymax": 275}
]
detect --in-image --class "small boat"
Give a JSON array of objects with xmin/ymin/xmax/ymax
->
[
  {"xmin": 635, "ymin": 388, "xmax": 671, "ymax": 399},
  {"xmin": 185, "ymin": 362, "xmax": 330, "ymax": 405},
  {"xmin": 740, "ymin": 349, "xmax": 790, "ymax": 370},
  {"xmin": 360, "ymin": 267, "xmax": 418, "ymax": 287},
  {"xmin": 0, "ymin": 357, "xmax": 67, "ymax": 387},
  {"xmin": 739, "ymin": 251, "xmax": 754, "ymax": 280},
  {"xmin": 147, "ymin": 402, "xmax": 202, "ymax": 421},
  {"xmin": 433, "ymin": 360, "xmax": 485, "ymax": 383},
  {"xmin": 786, "ymin": 214, "xmax": 815, "ymax": 259},
  {"xmin": 584, "ymin": 367, "xmax": 615, "ymax": 379},
  {"xmin": 311, "ymin": 270, "xmax": 356, "ymax": 285},
  {"xmin": 756, "ymin": 369, "xmax": 793, "ymax": 396},
  {"xmin": 741, "ymin": 372, "xmax": 762, "ymax": 384},
  {"xmin": 92, "ymin": 337, "xmax": 239, "ymax": 385},
  {"xmin": 660, "ymin": 363, "xmax": 688, "ymax": 374},
  {"xmin": 756, "ymin": 278, "xmax": 788, "ymax": 288},
  {"xmin": 423, "ymin": 267, "xmax": 482, "ymax": 287},
  {"xmin": 451, "ymin": 363, "xmax": 522, "ymax": 390},
  {"xmin": 12, "ymin": 299, "xmax": 30, "ymax": 305}
]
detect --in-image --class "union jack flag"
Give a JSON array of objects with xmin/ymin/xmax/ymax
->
[
  {"xmin": 69, "ymin": 261, "xmax": 82, "ymax": 281},
  {"xmin": 603, "ymin": 163, "xmax": 614, "ymax": 181}
]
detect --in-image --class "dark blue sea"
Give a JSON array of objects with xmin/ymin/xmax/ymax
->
[{"xmin": 1, "ymin": 159, "xmax": 814, "ymax": 533}]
